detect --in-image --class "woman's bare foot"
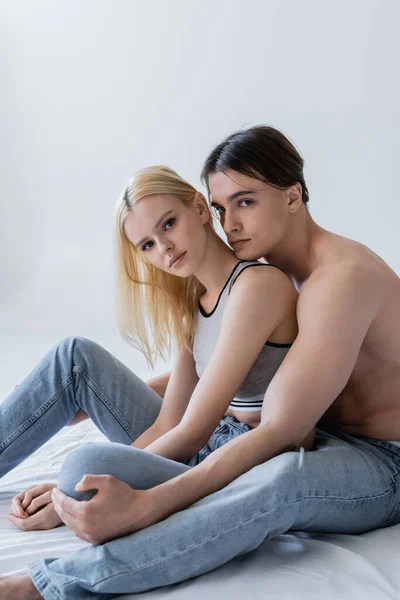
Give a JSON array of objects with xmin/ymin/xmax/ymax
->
[{"xmin": 0, "ymin": 574, "xmax": 42, "ymax": 599}]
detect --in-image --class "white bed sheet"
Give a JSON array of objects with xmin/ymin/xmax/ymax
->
[{"xmin": 1, "ymin": 394, "xmax": 400, "ymax": 600}]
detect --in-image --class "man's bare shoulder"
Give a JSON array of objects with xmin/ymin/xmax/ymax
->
[{"xmin": 301, "ymin": 233, "xmax": 388, "ymax": 299}]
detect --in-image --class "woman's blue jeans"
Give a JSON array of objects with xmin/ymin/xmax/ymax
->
[{"xmin": 1, "ymin": 336, "xmax": 400, "ymax": 600}]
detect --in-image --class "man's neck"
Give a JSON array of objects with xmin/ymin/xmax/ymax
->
[{"xmin": 264, "ymin": 209, "xmax": 326, "ymax": 291}]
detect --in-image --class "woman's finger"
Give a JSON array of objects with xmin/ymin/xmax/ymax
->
[
  {"xmin": 26, "ymin": 491, "xmax": 53, "ymax": 514},
  {"xmin": 10, "ymin": 487, "xmax": 36, "ymax": 517},
  {"xmin": 10, "ymin": 496, "xmax": 27, "ymax": 518},
  {"xmin": 8, "ymin": 502, "xmax": 63, "ymax": 531},
  {"xmin": 22, "ymin": 483, "xmax": 51, "ymax": 508},
  {"xmin": 8, "ymin": 511, "xmax": 45, "ymax": 531}
]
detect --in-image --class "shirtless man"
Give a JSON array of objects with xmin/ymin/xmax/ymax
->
[{"xmin": 2, "ymin": 125, "xmax": 400, "ymax": 599}]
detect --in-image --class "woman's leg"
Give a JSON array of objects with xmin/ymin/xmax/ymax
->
[
  {"xmin": 0, "ymin": 336, "xmax": 163, "ymax": 478},
  {"xmin": 67, "ymin": 371, "xmax": 171, "ymax": 426},
  {"xmin": 27, "ymin": 427, "xmax": 400, "ymax": 599}
]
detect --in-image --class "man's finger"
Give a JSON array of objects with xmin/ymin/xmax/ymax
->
[
  {"xmin": 52, "ymin": 489, "xmax": 87, "ymax": 519},
  {"xmin": 52, "ymin": 501, "xmax": 82, "ymax": 536},
  {"xmin": 74, "ymin": 474, "xmax": 112, "ymax": 493}
]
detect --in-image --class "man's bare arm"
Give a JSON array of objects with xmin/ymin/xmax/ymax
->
[{"xmin": 133, "ymin": 263, "xmax": 383, "ymax": 528}]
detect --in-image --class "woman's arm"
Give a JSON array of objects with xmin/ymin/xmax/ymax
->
[
  {"xmin": 144, "ymin": 371, "xmax": 171, "ymax": 399},
  {"xmin": 130, "ymin": 344, "xmax": 199, "ymax": 456},
  {"xmin": 145, "ymin": 266, "xmax": 298, "ymax": 460}
]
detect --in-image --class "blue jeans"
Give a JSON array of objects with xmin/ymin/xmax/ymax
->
[{"xmin": 1, "ymin": 337, "xmax": 400, "ymax": 599}]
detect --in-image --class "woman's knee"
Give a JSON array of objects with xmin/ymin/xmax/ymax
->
[{"xmin": 57, "ymin": 336, "xmax": 96, "ymax": 358}]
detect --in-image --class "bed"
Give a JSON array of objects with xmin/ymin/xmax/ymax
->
[{"xmin": 1, "ymin": 392, "xmax": 399, "ymax": 600}]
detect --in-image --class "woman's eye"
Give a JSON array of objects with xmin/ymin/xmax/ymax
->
[
  {"xmin": 239, "ymin": 199, "xmax": 253, "ymax": 207},
  {"xmin": 164, "ymin": 218, "xmax": 175, "ymax": 230},
  {"xmin": 142, "ymin": 240, "xmax": 154, "ymax": 251}
]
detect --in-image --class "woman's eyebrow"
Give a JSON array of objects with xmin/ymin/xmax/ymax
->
[{"xmin": 134, "ymin": 209, "xmax": 174, "ymax": 247}]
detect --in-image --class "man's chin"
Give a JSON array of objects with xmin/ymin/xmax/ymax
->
[{"xmin": 233, "ymin": 248, "xmax": 264, "ymax": 262}]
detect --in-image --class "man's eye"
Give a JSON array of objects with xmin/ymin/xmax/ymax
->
[
  {"xmin": 164, "ymin": 218, "xmax": 175, "ymax": 230},
  {"xmin": 142, "ymin": 241, "xmax": 154, "ymax": 251}
]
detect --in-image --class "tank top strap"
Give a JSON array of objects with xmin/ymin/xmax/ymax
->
[{"xmin": 228, "ymin": 261, "xmax": 279, "ymax": 295}]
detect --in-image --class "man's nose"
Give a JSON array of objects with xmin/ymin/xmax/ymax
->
[{"xmin": 222, "ymin": 210, "xmax": 240, "ymax": 234}]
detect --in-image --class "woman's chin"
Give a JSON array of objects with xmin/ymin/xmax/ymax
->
[{"xmin": 169, "ymin": 265, "xmax": 194, "ymax": 278}]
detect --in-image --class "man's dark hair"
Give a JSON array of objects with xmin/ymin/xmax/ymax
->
[{"xmin": 201, "ymin": 125, "xmax": 309, "ymax": 205}]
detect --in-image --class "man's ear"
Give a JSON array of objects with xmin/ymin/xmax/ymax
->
[
  {"xmin": 287, "ymin": 183, "xmax": 303, "ymax": 214},
  {"xmin": 194, "ymin": 191, "xmax": 211, "ymax": 224}
]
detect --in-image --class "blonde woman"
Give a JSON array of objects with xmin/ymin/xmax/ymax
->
[{"xmin": 2, "ymin": 165, "xmax": 313, "ymax": 594}]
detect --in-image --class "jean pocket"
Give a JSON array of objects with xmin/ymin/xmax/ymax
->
[
  {"xmin": 212, "ymin": 419, "xmax": 229, "ymax": 436},
  {"xmin": 226, "ymin": 419, "xmax": 253, "ymax": 435}
]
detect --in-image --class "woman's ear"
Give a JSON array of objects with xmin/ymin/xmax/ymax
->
[{"xmin": 194, "ymin": 191, "xmax": 211, "ymax": 224}]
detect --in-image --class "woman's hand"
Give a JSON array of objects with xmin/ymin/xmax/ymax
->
[{"xmin": 8, "ymin": 483, "xmax": 63, "ymax": 531}]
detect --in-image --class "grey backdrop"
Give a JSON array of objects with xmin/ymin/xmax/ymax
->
[{"xmin": 1, "ymin": 0, "xmax": 399, "ymax": 394}]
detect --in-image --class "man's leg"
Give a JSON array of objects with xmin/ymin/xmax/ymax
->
[{"xmin": 20, "ymin": 426, "xmax": 400, "ymax": 599}]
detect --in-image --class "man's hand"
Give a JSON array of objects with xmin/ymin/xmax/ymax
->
[{"xmin": 51, "ymin": 475, "xmax": 156, "ymax": 545}]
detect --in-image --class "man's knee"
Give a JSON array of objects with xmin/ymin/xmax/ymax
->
[{"xmin": 57, "ymin": 444, "xmax": 106, "ymax": 501}]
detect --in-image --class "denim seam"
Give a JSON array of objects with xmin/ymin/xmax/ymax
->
[
  {"xmin": 58, "ymin": 487, "xmax": 397, "ymax": 590},
  {"xmin": 29, "ymin": 560, "xmax": 63, "ymax": 600},
  {"xmin": 228, "ymin": 422, "xmax": 252, "ymax": 435},
  {"xmin": 0, "ymin": 376, "xmax": 74, "ymax": 452},
  {"xmin": 72, "ymin": 366, "xmax": 138, "ymax": 441}
]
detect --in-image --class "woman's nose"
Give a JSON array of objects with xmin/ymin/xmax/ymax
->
[{"xmin": 158, "ymin": 238, "xmax": 173, "ymax": 254}]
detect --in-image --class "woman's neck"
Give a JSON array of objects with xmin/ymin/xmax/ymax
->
[{"xmin": 193, "ymin": 228, "xmax": 240, "ymax": 300}]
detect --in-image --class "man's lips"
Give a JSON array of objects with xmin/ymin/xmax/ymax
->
[
  {"xmin": 229, "ymin": 239, "xmax": 250, "ymax": 248},
  {"xmin": 169, "ymin": 252, "xmax": 186, "ymax": 268}
]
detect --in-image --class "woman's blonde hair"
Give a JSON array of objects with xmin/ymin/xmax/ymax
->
[{"xmin": 115, "ymin": 165, "xmax": 213, "ymax": 368}]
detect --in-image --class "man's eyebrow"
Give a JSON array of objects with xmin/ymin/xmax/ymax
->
[
  {"xmin": 134, "ymin": 209, "xmax": 174, "ymax": 248},
  {"xmin": 211, "ymin": 190, "xmax": 258, "ymax": 205}
]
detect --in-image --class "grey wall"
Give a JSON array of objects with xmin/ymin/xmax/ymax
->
[{"xmin": 1, "ymin": 0, "xmax": 399, "ymax": 393}]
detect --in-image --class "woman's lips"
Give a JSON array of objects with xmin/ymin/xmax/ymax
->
[{"xmin": 170, "ymin": 252, "xmax": 186, "ymax": 267}]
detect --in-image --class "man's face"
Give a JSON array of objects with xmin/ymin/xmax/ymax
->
[{"xmin": 208, "ymin": 170, "xmax": 290, "ymax": 260}]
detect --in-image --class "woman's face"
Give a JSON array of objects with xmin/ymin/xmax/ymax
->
[
  {"xmin": 123, "ymin": 193, "xmax": 209, "ymax": 277},
  {"xmin": 208, "ymin": 170, "xmax": 293, "ymax": 260}
]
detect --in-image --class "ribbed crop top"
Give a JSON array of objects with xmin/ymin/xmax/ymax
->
[{"xmin": 193, "ymin": 260, "xmax": 292, "ymax": 412}]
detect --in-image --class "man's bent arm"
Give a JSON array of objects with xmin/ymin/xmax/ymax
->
[
  {"xmin": 134, "ymin": 263, "xmax": 382, "ymax": 529},
  {"xmin": 142, "ymin": 420, "xmax": 294, "ymax": 526}
]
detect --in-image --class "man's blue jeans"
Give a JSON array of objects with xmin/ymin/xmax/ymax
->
[{"xmin": 1, "ymin": 337, "xmax": 400, "ymax": 599}]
